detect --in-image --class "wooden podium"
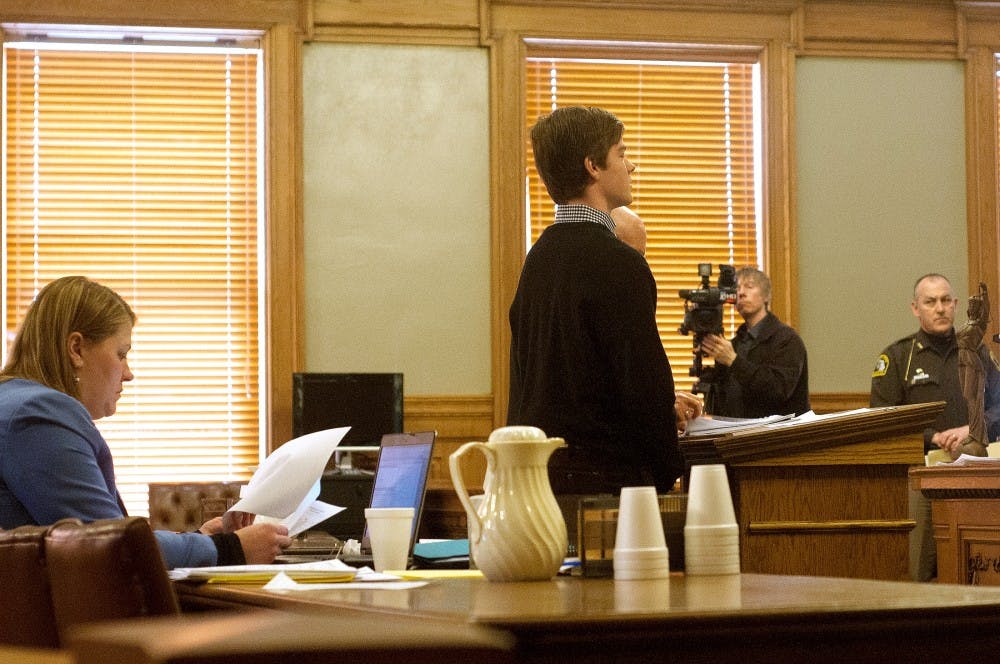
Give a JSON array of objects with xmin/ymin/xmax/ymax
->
[{"xmin": 680, "ymin": 402, "xmax": 943, "ymax": 580}]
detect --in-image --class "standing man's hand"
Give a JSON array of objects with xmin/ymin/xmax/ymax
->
[{"xmin": 674, "ymin": 391, "xmax": 704, "ymax": 433}]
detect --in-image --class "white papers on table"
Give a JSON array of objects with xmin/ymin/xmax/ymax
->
[
  {"xmin": 262, "ymin": 571, "xmax": 427, "ymax": 591},
  {"xmin": 934, "ymin": 453, "xmax": 1000, "ymax": 467},
  {"xmin": 229, "ymin": 426, "xmax": 349, "ymax": 536},
  {"xmin": 683, "ymin": 413, "xmax": 793, "ymax": 437},
  {"xmin": 169, "ymin": 558, "xmax": 357, "ymax": 583},
  {"xmin": 682, "ymin": 408, "xmax": 881, "ymax": 438},
  {"xmin": 169, "ymin": 558, "xmax": 427, "ymax": 590}
]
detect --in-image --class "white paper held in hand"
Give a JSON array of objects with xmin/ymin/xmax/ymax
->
[{"xmin": 228, "ymin": 426, "xmax": 349, "ymax": 527}]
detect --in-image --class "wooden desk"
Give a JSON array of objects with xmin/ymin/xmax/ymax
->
[
  {"xmin": 910, "ymin": 464, "xmax": 1000, "ymax": 585},
  {"xmin": 177, "ymin": 573, "xmax": 1000, "ymax": 662}
]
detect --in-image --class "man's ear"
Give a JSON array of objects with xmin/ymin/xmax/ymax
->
[
  {"xmin": 66, "ymin": 331, "xmax": 85, "ymax": 369},
  {"xmin": 584, "ymin": 155, "xmax": 601, "ymax": 178}
]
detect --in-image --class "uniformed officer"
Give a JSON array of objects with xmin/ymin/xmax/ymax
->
[{"xmin": 870, "ymin": 272, "xmax": 1000, "ymax": 581}]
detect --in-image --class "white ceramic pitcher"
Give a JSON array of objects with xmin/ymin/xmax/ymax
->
[{"xmin": 450, "ymin": 425, "xmax": 567, "ymax": 582}]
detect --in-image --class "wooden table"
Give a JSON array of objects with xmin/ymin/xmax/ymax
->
[
  {"xmin": 176, "ymin": 573, "xmax": 1000, "ymax": 662},
  {"xmin": 910, "ymin": 463, "xmax": 1000, "ymax": 585}
]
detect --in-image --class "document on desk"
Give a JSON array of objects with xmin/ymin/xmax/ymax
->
[
  {"xmin": 935, "ymin": 453, "xmax": 1000, "ymax": 467},
  {"xmin": 229, "ymin": 426, "xmax": 349, "ymax": 535},
  {"xmin": 683, "ymin": 413, "xmax": 793, "ymax": 437},
  {"xmin": 170, "ymin": 559, "xmax": 358, "ymax": 584},
  {"xmin": 262, "ymin": 571, "xmax": 428, "ymax": 591}
]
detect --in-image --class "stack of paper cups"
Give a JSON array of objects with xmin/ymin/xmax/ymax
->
[
  {"xmin": 684, "ymin": 464, "xmax": 740, "ymax": 575},
  {"xmin": 613, "ymin": 486, "xmax": 670, "ymax": 580}
]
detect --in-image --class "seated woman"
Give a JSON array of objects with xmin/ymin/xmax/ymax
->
[{"xmin": 0, "ymin": 275, "xmax": 290, "ymax": 568}]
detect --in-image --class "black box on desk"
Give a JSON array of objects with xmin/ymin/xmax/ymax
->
[{"xmin": 314, "ymin": 469, "xmax": 374, "ymax": 539}]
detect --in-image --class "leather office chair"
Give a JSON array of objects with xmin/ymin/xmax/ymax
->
[
  {"xmin": 147, "ymin": 481, "xmax": 245, "ymax": 532},
  {"xmin": 0, "ymin": 524, "xmax": 61, "ymax": 648},
  {"xmin": 45, "ymin": 517, "xmax": 179, "ymax": 641}
]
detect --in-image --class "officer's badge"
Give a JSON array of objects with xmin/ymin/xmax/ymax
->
[{"xmin": 872, "ymin": 354, "xmax": 889, "ymax": 378}]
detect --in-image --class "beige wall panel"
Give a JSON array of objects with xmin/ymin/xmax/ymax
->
[
  {"xmin": 796, "ymin": 57, "xmax": 968, "ymax": 393},
  {"xmin": 300, "ymin": 42, "xmax": 491, "ymax": 395}
]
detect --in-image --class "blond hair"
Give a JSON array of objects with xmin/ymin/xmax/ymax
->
[{"xmin": 0, "ymin": 276, "xmax": 135, "ymax": 399}]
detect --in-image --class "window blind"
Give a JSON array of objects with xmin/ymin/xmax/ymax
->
[
  {"xmin": 3, "ymin": 43, "xmax": 262, "ymax": 515},
  {"xmin": 525, "ymin": 53, "xmax": 760, "ymax": 392}
]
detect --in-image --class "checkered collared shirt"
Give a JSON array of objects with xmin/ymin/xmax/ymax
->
[{"xmin": 553, "ymin": 204, "xmax": 616, "ymax": 234}]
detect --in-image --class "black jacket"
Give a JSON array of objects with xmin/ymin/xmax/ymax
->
[{"xmin": 704, "ymin": 311, "xmax": 810, "ymax": 418}]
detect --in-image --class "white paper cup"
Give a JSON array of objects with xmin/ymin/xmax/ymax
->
[
  {"xmin": 613, "ymin": 546, "xmax": 673, "ymax": 561},
  {"xmin": 685, "ymin": 464, "xmax": 737, "ymax": 527},
  {"xmin": 615, "ymin": 486, "xmax": 667, "ymax": 550},
  {"xmin": 364, "ymin": 507, "xmax": 414, "ymax": 572},
  {"xmin": 684, "ymin": 523, "xmax": 740, "ymax": 575},
  {"xmin": 613, "ymin": 565, "xmax": 671, "ymax": 581},
  {"xmin": 614, "ymin": 556, "xmax": 671, "ymax": 571}
]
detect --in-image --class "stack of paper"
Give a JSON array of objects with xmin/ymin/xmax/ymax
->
[{"xmin": 171, "ymin": 559, "xmax": 356, "ymax": 584}]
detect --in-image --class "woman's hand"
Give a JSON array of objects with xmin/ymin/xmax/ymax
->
[
  {"xmin": 197, "ymin": 516, "xmax": 224, "ymax": 535},
  {"xmin": 235, "ymin": 523, "xmax": 292, "ymax": 564},
  {"xmin": 222, "ymin": 510, "xmax": 256, "ymax": 533}
]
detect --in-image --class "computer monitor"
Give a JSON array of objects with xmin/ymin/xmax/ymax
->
[{"xmin": 291, "ymin": 373, "xmax": 404, "ymax": 452}]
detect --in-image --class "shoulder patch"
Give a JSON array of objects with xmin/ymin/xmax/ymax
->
[{"xmin": 872, "ymin": 354, "xmax": 889, "ymax": 378}]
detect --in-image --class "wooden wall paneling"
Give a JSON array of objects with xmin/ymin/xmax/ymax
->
[
  {"xmin": 799, "ymin": 0, "xmax": 959, "ymax": 57},
  {"xmin": 265, "ymin": 23, "xmax": 306, "ymax": 451},
  {"xmin": 309, "ymin": 0, "xmax": 482, "ymax": 45},
  {"xmin": 311, "ymin": 0, "xmax": 480, "ymax": 29},
  {"xmin": 489, "ymin": 28, "xmax": 527, "ymax": 428},
  {"xmin": 405, "ymin": 394, "xmax": 494, "ymax": 539},
  {"xmin": 959, "ymin": 5, "xmax": 1000, "ymax": 331},
  {"xmin": 1, "ymin": 0, "xmax": 304, "ymax": 26}
]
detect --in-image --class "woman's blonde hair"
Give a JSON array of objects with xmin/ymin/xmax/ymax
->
[{"xmin": 0, "ymin": 276, "xmax": 135, "ymax": 399}]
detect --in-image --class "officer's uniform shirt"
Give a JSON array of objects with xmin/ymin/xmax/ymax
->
[{"xmin": 870, "ymin": 328, "xmax": 989, "ymax": 451}]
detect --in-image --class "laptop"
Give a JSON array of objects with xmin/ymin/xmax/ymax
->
[{"xmin": 283, "ymin": 430, "xmax": 436, "ymax": 566}]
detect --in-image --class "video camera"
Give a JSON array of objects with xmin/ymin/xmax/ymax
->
[{"xmin": 678, "ymin": 263, "xmax": 737, "ymax": 394}]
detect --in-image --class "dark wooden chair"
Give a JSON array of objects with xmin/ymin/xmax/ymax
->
[
  {"xmin": 0, "ymin": 523, "xmax": 61, "ymax": 648},
  {"xmin": 45, "ymin": 517, "xmax": 179, "ymax": 642}
]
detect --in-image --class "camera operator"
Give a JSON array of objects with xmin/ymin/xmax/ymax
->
[{"xmin": 699, "ymin": 267, "xmax": 810, "ymax": 418}]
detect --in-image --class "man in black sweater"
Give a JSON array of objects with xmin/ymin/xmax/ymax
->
[{"xmin": 507, "ymin": 106, "xmax": 687, "ymax": 500}]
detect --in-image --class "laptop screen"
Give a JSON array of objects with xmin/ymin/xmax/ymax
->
[{"xmin": 361, "ymin": 431, "xmax": 436, "ymax": 553}]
